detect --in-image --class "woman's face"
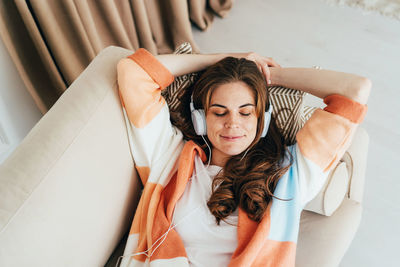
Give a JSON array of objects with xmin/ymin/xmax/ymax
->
[{"xmin": 206, "ymin": 81, "xmax": 258, "ymax": 166}]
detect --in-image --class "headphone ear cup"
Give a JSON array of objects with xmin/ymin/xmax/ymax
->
[
  {"xmin": 261, "ymin": 110, "xmax": 272, "ymax": 138},
  {"xmin": 191, "ymin": 109, "xmax": 207, "ymax": 135}
]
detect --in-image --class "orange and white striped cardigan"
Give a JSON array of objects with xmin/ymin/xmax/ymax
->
[{"xmin": 116, "ymin": 48, "xmax": 367, "ymax": 267}]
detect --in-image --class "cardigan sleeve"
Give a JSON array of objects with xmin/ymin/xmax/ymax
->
[
  {"xmin": 117, "ymin": 48, "xmax": 184, "ymax": 186},
  {"xmin": 294, "ymin": 94, "xmax": 367, "ymax": 206}
]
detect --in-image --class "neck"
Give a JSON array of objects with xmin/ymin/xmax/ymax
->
[{"xmin": 210, "ymin": 148, "xmax": 229, "ymax": 167}]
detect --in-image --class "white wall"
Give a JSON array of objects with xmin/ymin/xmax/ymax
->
[{"xmin": 0, "ymin": 37, "xmax": 42, "ymax": 164}]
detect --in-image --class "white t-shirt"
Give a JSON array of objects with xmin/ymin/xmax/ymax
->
[{"xmin": 172, "ymin": 155, "xmax": 238, "ymax": 267}]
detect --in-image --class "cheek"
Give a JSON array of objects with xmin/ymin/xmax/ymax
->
[
  {"xmin": 246, "ymin": 117, "xmax": 258, "ymax": 134},
  {"xmin": 206, "ymin": 116, "xmax": 222, "ymax": 135}
]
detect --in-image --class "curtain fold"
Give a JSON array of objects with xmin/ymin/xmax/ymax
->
[{"xmin": 0, "ymin": 0, "xmax": 233, "ymax": 114}]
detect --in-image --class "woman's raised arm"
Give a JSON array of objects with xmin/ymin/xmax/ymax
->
[
  {"xmin": 270, "ymin": 68, "xmax": 372, "ymax": 207},
  {"xmin": 155, "ymin": 53, "xmax": 234, "ymax": 76},
  {"xmin": 155, "ymin": 52, "xmax": 280, "ymax": 83},
  {"xmin": 269, "ymin": 67, "xmax": 371, "ymax": 104}
]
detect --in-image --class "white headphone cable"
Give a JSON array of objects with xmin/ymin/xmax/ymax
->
[
  {"xmin": 240, "ymin": 147, "xmax": 251, "ymax": 161},
  {"xmin": 201, "ymin": 135, "xmax": 212, "ymax": 168},
  {"xmin": 115, "ymin": 204, "xmax": 201, "ymax": 267}
]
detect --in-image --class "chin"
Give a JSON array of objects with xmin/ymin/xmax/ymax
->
[{"xmin": 220, "ymin": 145, "xmax": 248, "ymax": 157}]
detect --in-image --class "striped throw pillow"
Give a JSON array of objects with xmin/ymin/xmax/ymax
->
[{"xmin": 163, "ymin": 42, "xmax": 307, "ymax": 145}]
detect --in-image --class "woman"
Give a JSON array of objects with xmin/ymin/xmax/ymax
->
[{"xmin": 116, "ymin": 48, "xmax": 370, "ymax": 267}]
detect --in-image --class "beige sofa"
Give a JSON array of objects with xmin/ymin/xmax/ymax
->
[{"xmin": 0, "ymin": 46, "xmax": 369, "ymax": 267}]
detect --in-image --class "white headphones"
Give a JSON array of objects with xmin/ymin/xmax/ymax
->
[{"xmin": 190, "ymin": 95, "xmax": 273, "ymax": 137}]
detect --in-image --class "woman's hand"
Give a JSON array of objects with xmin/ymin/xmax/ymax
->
[{"xmin": 245, "ymin": 52, "xmax": 281, "ymax": 85}]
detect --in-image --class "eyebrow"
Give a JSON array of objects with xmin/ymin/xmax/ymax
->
[{"xmin": 210, "ymin": 103, "xmax": 255, "ymax": 108}]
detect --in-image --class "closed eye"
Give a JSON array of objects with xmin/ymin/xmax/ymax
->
[{"xmin": 214, "ymin": 112, "xmax": 251, "ymax": 117}]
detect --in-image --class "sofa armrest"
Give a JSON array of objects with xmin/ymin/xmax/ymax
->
[
  {"xmin": 304, "ymin": 126, "xmax": 368, "ymax": 215},
  {"xmin": 0, "ymin": 46, "xmax": 141, "ymax": 267},
  {"xmin": 342, "ymin": 126, "xmax": 369, "ymax": 204}
]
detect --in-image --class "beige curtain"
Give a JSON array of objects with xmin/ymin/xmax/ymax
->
[{"xmin": 0, "ymin": 0, "xmax": 233, "ymax": 114}]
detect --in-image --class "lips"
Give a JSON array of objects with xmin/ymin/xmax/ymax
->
[{"xmin": 220, "ymin": 135, "xmax": 244, "ymax": 141}]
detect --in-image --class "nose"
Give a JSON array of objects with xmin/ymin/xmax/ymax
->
[{"xmin": 224, "ymin": 113, "xmax": 240, "ymax": 129}]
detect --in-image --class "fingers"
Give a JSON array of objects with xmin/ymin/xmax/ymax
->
[
  {"xmin": 255, "ymin": 60, "xmax": 273, "ymax": 85},
  {"xmin": 244, "ymin": 52, "xmax": 279, "ymax": 85},
  {"xmin": 265, "ymin": 57, "xmax": 281, "ymax": 68},
  {"xmin": 261, "ymin": 64, "xmax": 271, "ymax": 85}
]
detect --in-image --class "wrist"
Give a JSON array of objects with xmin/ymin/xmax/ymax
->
[{"xmin": 269, "ymin": 67, "xmax": 281, "ymax": 86}]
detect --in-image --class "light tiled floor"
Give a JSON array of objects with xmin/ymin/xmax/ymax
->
[{"xmin": 193, "ymin": 0, "xmax": 400, "ymax": 266}]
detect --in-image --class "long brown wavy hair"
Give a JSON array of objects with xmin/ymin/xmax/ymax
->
[{"xmin": 172, "ymin": 57, "xmax": 293, "ymax": 224}]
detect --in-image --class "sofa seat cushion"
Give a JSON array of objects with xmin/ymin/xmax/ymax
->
[{"xmin": 296, "ymin": 198, "xmax": 362, "ymax": 267}]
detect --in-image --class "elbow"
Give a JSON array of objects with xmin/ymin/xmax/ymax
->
[
  {"xmin": 116, "ymin": 58, "xmax": 135, "ymax": 89},
  {"xmin": 350, "ymin": 77, "xmax": 372, "ymax": 104},
  {"xmin": 117, "ymin": 58, "xmax": 130, "ymax": 74},
  {"xmin": 116, "ymin": 59, "xmax": 125, "ymax": 80}
]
